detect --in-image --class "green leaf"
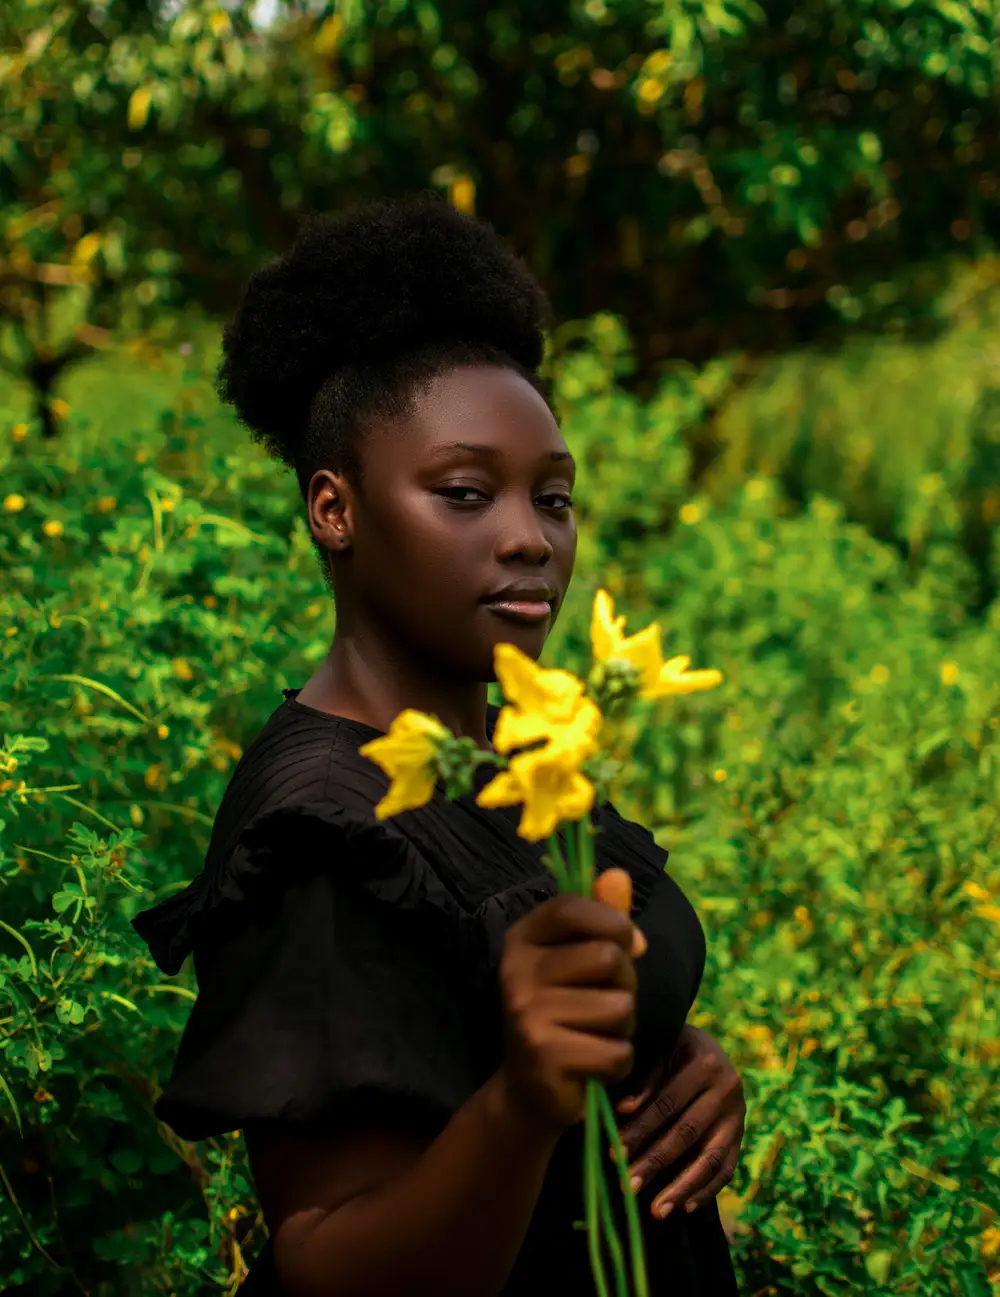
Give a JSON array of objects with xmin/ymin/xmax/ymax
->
[
  {"xmin": 55, "ymin": 997, "xmax": 86, "ymax": 1025},
  {"xmin": 111, "ymin": 1148, "xmax": 143, "ymax": 1176}
]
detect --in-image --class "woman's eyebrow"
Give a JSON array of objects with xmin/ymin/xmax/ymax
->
[{"xmin": 427, "ymin": 441, "xmax": 576, "ymax": 469}]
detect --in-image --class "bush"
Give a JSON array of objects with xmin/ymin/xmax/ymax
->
[{"xmin": 1, "ymin": 318, "xmax": 998, "ymax": 1294}]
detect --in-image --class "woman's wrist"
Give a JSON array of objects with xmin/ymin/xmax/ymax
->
[{"xmin": 484, "ymin": 1066, "xmax": 565, "ymax": 1149}]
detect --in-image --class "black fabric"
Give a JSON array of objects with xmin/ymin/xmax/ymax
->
[{"xmin": 131, "ymin": 691, "xmax": 739, "ymax": 1295}]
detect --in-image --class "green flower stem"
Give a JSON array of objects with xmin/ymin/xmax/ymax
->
[
  {"xmin": 563, "ymin": 819, "xmax": 582, "ymax": 892},
  {"xmin": 544, "ymin": 832, "xmax": 571, "ymax": 892},
  {"xmin": 597, "ymin": 1084, "xmax": 650, "ymax": 1297},
  {"xmin": 591, "ymin": 1079, "xmax": 629, "ymax": 1297},
  {"xmin": 585, "ymin": 1078, "xmax": 611, "ymax": 1297},
  {"xmin": 578, "ymin": 816, "xmax": 596, "ymax": 893}
]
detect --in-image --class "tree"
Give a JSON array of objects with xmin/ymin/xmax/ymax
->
[{"xmin": 3, "ymin": 0, "xmax": 999, "ymax": 428}]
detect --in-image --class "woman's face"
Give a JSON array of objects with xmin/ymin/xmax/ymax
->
[{"xmin": 316, "ymin": 364, "xmax": 577, "ymax": 682}]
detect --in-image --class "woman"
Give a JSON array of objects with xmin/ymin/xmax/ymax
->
[{"xmin": 131, "ymin": 192, "xmax": 745, "ymax": 1295}]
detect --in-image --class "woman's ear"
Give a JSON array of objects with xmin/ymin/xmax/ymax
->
[{"xmin": 308, "ymin": 469, "xmax": 354, "ymax": 554}]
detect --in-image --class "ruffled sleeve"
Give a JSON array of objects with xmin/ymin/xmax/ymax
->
[{"xmin": 131, "ymin": 802, "xmax": 483, "ymax": 1142}]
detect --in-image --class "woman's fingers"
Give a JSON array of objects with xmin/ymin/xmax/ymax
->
[{"xmin": 650, "ymin": 1142, "xmax": 739, "ymax": 1220}]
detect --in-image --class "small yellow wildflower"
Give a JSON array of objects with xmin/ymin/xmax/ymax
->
[
  {"xmin": 975, "ymin": 903, "xmax": 1000, "ymax": 923},
  {"xmin": 645, "ymin": 50, "xmax": 672, "ymax": 76},
  {"xmin": 42, "ymin": 519, "xmax": 64, "ymax": 538},
  {"xmin": 940, "ymin": 661, "xmax": 959, "ymax": 686},
  {"xmin": 359, "ymin": 710, "xmax": 450, "ymax": 820},
  {"xmin": 50, "ymin": 399, "xmax": 71, "ymax": 421},
  {"xmin": 477, "ymin": 745, "xmax": 596, "ymax": 842},
  {"xmin": 156, "ymin": 724, "xmax": 169, "ymax": 739},
  {"xmin": 4, "ymin": 494, "xmax": 25, "ymax": 512},
  {"xmin": 590, "ymin": 590, "xmax": 723, "ymax": 700},
  {"xmin": 144, "ymin": 763, "xmax": 167, "ymax": 791},
  {"xmin": 449, "ymin": 176, "xmax": 476, "ymax": 214},
  {"xmin": 172, "ymin": 658, "xmax": 193, "ymax": 681},
  {"xmin": 679, "ymin": 503, "xmax": 702, "ymax": 525},
  {"xmin": 490, "ymin": 641, "xmax": 595, "ymax": 755},
  {"xmin": 472, "ymin": 643, "xmax": 604, "ymax": 841},
  {"xmin": 11, "ymin": 423, "xmax": 28, "ymax": 442},
  {"xmin": 963, "ymin": 881, "xmax": 991, "ymax": 902},
  {"xmin": 869, "ymin": 663, "xmax": 890, "ymax": 686},
  {"xmin": 713, "ymin": 768, "xmax": 727, "ymax": 782},
  {"xmin": 96, "ymin": 496, "xmax": 117, "ymax": 513}
]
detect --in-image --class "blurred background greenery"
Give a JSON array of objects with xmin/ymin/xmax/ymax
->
[{"xmin": 2, "ymin": 2, "xmax": 999, "ymax": 1295}]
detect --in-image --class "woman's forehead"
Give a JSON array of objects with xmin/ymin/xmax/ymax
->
[{"xmin": 368, "ymin": 366, "xmax": 570, "ymax": 468}]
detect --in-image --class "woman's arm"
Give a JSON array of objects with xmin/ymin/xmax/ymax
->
[{"xmin": 248, "ymin": 1068, "xmax": 560, "ymax": 1297}]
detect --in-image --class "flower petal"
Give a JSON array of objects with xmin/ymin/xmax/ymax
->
[
  {"xmin": 493, "ymin": 707, "xmax": 551, "ymax": 756},
  {"xmin": 591, "ymin": 589, "xmax": 627, "ymax": 662},
  {"xmin": 475, "ymin": 768, "xmax": 525, "ymax": 811},
  {"xmin": 373, "ymin": 766, "xmax": 438, "ymax": 819},
  {"xmin": 360, "ymin": 709, "xmax": 449, "ymax": 819},
  {"xmin": 647, "ymin": 657, "xmax": 724, "ymax": 699},
  {"xmin": 493, "ymin": 642, "xmax": 584, "ymax": 721},
  {"xmin": 616, "ymin": 623, "xmax": 664, "ymax": 694}
]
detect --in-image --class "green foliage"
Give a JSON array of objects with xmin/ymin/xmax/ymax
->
[
  {"xmin": 5, "ymin": 0, "xmax": 1000, "ymax": 426},
  {"xmin": 1, "ymin": 304, "xmax": 998, "ymax": 1293}
]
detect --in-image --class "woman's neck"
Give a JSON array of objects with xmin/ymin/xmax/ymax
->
[{"xmin": 298, "ymin": 632, "xmax": 494, "ymax": 750}]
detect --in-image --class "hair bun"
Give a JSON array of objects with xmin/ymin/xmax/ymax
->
[{"xmin": 217, "ymin": 191, "xmax": 550, "ymax": 466}]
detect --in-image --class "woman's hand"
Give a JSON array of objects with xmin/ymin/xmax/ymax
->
[
  {"xmin": 498, "ymin": 893, "xmax": 643, "ymax": 1133},
  {"xmin": 616, "ymin": 1024, "xmax": 745, "ymax": 1221}
]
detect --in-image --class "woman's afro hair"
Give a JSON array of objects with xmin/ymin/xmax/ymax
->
[{"xmin": 216, "ymin": 190, "xmax": 553, "ymax": 495}]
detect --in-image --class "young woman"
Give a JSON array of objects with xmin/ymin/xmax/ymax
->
[{"xmin": 132, "ymin": 193, "xmax": 745, "ymax": 1296}]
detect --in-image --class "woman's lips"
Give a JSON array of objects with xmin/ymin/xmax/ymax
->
[{"xmin": 483, "ymin": 600, "xmax": 552, "ymax": 623}]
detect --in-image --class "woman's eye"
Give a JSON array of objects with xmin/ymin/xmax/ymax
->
[
  {"xmin": 436, "ymin": 487, "xmax": 573, "ymax": 508},
  {"xmin": 437, "ymin": 486, "xmax": 489, "ymax": 504}
]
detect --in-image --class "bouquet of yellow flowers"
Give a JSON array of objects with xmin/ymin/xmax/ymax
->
[{"xmin": 360, "ymin": 589, "xmax": 722, "ymax": 1297}]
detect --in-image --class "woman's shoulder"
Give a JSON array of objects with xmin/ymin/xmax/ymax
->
[{"xmin": 130, "ymin": 692, "xmax": 406, "ymax": 976}]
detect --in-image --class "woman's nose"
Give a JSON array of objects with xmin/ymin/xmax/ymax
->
[{"xmin": 495, "ymin": 501, "xmax": 554, "ymax": 564}]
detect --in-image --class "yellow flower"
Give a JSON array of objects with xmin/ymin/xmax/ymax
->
[
  {"xmin": 11, "ymin": 424, "xmax": 27, "ymax": 442},
  {"xmin": 477, "ymin": 642, "xmax": 603, "ymax": 841},
  {"xmin": 940, "ymin": 661, "xmax": 959, "ymax": 686},
  {"xmin": 478, "ymin": 745, "xmax": 596, "ymax": 841},
  {"xmin": 590, "ymin": 590, "xmax": 723, "ymax": 700},
  {"xmin": 359, "ymin": 710, "xmax": 450, "ymax": 820},
  {"xmin": 42, "ymin": 519, "xmax": 64, "ymax": 538},
  {"xmin": 491, "ymin": 642, "xmax": 593, "ymax": 755},
  {"xmin": 4, "ymin": 494, "xmax": 25, "ymax": 512},
  {"xmin": 51, "ymin": 399, "xmax": 71, "ymax": 421}
]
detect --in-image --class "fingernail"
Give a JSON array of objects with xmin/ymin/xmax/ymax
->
[
  {"xmin": 630, "ymin": 1175, "xmax": 642, "ymax": 1194},
  {"xmin": 632, "ymin": 926, "xmax": 647, "ymax": 957},
  {"xmin": 685, "ymin": 1200, "xmax": 698, "ymax": 1213},
  {"xmin": 655, "ymin": 1200, "xmax": 673, "ymax": 1219}
]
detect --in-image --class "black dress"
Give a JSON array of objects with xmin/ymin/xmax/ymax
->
[{"xmin": 131, "ymin": 690, "xmax": 739, "ymax": 1296}]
